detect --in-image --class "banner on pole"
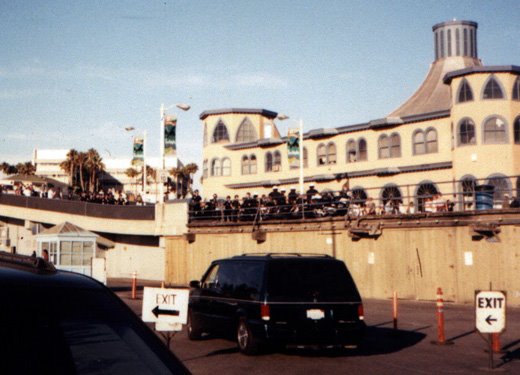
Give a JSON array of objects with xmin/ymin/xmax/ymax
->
[
  {"xmin": 287, "ymin": 128, "xmax": 300, "ymax": 169},
  {"xmin": 164, "ymin": 115, "xmax": 177, "ymax": 156},
  {"xmin": 132, "ymin": 136, "xmax": 144, "ymax": 167}
]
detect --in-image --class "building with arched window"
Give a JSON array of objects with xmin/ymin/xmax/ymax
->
[{"xmin": 200, "ymin": 20, "xmax": 520, "ymax": 209}]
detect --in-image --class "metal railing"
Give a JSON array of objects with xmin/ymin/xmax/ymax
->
[{"xmin": 188, "ymin": 175, "xmax": 520, "ymax": 223}]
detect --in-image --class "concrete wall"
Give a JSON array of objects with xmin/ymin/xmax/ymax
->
[
  {"xmin": 165, "ymin": 212, "xmax": 520, "ymax": 306},
  {"xmin": 105, "ymin": 243, "xmax": 165, "ymax": 281}
]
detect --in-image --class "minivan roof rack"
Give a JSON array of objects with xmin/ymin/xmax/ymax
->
[
  {"xmin": 237, "ymin": 253, "xmax": 333, "ymax": 258},
  {"xmin": 0, "ymin": 251, "xmax": 56, "ymax": 272}
]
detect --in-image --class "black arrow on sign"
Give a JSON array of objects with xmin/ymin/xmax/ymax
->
[
  {"xmin": 485, "ymin": 315, "xmax": 497, "ymax": 325},
  {"xmin": 152, "ymin": 306, "xmax": 180, "ymax": 318}
]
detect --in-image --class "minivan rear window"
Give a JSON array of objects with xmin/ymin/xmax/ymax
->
[{"xmin": 266, "ymin": 259, "xmax": 360, "ymax": 302}]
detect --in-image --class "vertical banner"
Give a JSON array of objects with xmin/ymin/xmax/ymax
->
[
  {"xmin": 287, "ymin": 128, "xmax": 300, "ymax": 169},
  {"xmin": 164, "ymin": 115, "xmax": 177, "ymax": 157},
  {"xmin": 132, "ymin": 136, "xmax": 144, "ymax": 166}
]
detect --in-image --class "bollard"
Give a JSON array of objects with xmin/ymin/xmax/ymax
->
[
  {"xmin": 436, "ymin": 287, "xmax": 446, "ymax": 344},
  {"xmin": 131, "ymin": 271, "xmax": 137, "ymax": 300},
  {"xmin": 393, "ymin": 291, "xmax": 398, "ymax": 330}
]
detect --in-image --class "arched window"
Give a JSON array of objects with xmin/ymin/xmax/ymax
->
[
  {"xmin": 482, "ymin": 76, "xmax": 505, "ymax": 100},
  {"xmin": 317, "ymin": 144, "xmax": 327, "ymax": 165},
  {"xmin": 273, "ymin": 151, "xmax": 281, "ymax": 171},
  {"xmin": 235, "ymin": 118, "xmax": 258, "ymax": 143},
  {"xmin": 512, "ymin": 77, "xmax": 520, "ymax": 100},
  {"xmin": 346, "ymin": 139, "xmax": 356, "ymax": 162},
  {"xmin": 222, "ymin": 158, "xmax": 231, "ymax": 176},
  {"xmin": 458, "ymin": 118, "xmax": 476, "ymax": 145},
  {"xmin": 416, "ymin": 182, "xmax": 439, "ymax": 212},
  {"xmin": 358, "ymin": 138, "xmax": 367, "ymax": 161},
  {"xmin": 303, "ymin": 147, "xmax": 308, "ymax": 168},
  {"xmin": 265, "ymin": 152, "xmax": 273, "ymax": 172},
  {"xmin": 241, "ymin": 154, "xmax": 257, "ymax": 175},
  {"xmin": 211, "ymin": 158, "xmax": 221, "ymax": 176},
  {"xmin": 327, "ymin": 142, "xmax": 336, "ymax": 164},
  {"xmin": 381, "ymin": 185, "xmax": 402, "ymax": 206},
  {"xmin": 212, "ymin": 120, "xmax": 230, "ymax": 143},
  {"xmin": 426, "ymin": 129, "xmax": 438, "ymax": 153},
  {"xmin": 390, "ymin": 133, "xmax": 401, "ymax": 157},
  {"xmin": 202, "ymin": 159, "xmax": 208, "ymax": 178},
  {"xmin": 413, "ymin": 128, "xmax": 438, "ymax": 155},
  {"xmin": 457, "ymin": 79, "xmax": 474, "ymax": 103},
  {"xmin": 487, "ymin": 174, "xmax": 511, "ymax": 205},
  {"xmin": 413, "ymin": 130, "xmax": 425, "ymax": 155},
  {"xmin": 483, "ymin": 116, "xmax": 507, "ymax": 144},
  {"xmin": 203, "ymin": 123, "xmax": 208, "ymax": 147},
  {"xmin": 378, "ymin": 135, "xmax": 389, "ymax": 159},
  {"xmin": 351, "ymin": 188, "xmax": 367, "ymax": 206},
  {"xmin": 515, "ymin": 117, "xmax": 520, "ymax": 144},
  {"xmin": 250, "ymin": 155, "xmax": 257, "ymax": 174}
]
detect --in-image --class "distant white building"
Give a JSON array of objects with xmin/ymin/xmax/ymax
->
[{"xmin": 32, "ymin": 148, "xmax": 181, "ymax": 198}]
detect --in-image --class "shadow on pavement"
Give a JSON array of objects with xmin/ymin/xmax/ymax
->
[
  {"xmin": 182, "ymin": 325, "xmax": 426, "ymax": 360},
  {"xmin": 500, "ymin": 339, "xmax": 520, "ymax": 365},
  {"xmin": 283, "ymin": 326, "xmax": 425, "ymax": 357}
]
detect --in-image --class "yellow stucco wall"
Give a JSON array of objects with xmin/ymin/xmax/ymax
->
[{"xmin": 201, "ymin": 71, "xmax": 520, "ymax": 200}]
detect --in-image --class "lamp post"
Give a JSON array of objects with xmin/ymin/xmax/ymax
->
[{"xmin": 159, "ymin": 103, "xmax": 191, "ymax": 203}]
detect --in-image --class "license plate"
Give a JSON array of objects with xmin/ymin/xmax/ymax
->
[{"xmin": 306, "ymin": 309, "xmax": 325, "ymax": 320}]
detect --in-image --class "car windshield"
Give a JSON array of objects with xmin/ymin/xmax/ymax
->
[
  {"xmin": 0, "ymin": 285, "xmax": 177, "ymax": 375},
  {"xmin": 266, "ymin": 259, "xmax": 360, "ymax": 302}
]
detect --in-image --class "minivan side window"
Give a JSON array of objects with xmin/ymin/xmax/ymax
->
[{"xmin": 202, "ymin": 264, "xmax": 219, "ymax": 289}]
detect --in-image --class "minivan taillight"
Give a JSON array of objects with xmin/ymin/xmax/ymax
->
[
  {"xmin": 261, "ymin": 304, "xmax": 270, "ymax": 321},
  {"xmin": 357, "ymin": 304, "xmax": 364, "ymax": 320}
]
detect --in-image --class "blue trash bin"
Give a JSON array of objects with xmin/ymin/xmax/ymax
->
[{"xmin": 475, "ymin": 185, "xmax": 494, "ymax": 210}]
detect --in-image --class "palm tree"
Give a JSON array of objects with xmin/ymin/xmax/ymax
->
[
  {"xmin": 125, "ymin": 168, "xmax": 140, "ymax": 194},
  {"xmin": 15, "ymin": 161, "xmax": 36, "ymax": 175},
  {"xmin": 183, "ymin": 163, "xmax": 199, "ymax": 196},
  {"xmin": 85, "ymin": 148, "xmax": 105, "ymax": 192},
  {"xmin": 169, "ymin": 166, "xmax": 183, "ymax": 198},
  {"xmin": 76, "ymin": 152, "xmax": 87, "ymax": 192},
  {"xmin": 145, "ymin": 165, "xmax": 157, "ymax": 184},
  {"xmin": 59, "ymin": 149, "xmax": 79, "ymax": 187},
  {"xmin": 1, "ymin": 162, "xmax": 17, "ymax": 175}
]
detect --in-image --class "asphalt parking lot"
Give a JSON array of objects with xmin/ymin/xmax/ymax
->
[{"xmin": 114, "ymin": 286, "xmax": 520, "ymax": 374}]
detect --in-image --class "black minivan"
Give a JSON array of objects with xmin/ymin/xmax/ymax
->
[{"xmin": 188, "ymin": 253, "xmax": 365, "ymax": 354}]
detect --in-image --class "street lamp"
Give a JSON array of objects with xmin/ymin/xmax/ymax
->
[{"xmin": 159, "ymin": 103, "xmax": 191, "ymax": 203}]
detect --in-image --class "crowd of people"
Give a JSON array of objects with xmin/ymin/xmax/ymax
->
[
  {"xmin": 0, "ymin": 183, "xmax": 148, "ymax": 206},
  {"xmin": 3, "ymin": 181, "xmax": 519, "ymax": 221},
  {"xmin": 188, "ymin": 185, "xmax": 520, "ymax": 223}
]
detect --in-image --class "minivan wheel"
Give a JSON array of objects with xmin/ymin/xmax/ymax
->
[
  {"xmin": 237, "ymin": 319, "xmax": 260, "ymax": 355},
  {"xmin": 187, "ymin": 310, "xmax": 203, "ymax": 340}
]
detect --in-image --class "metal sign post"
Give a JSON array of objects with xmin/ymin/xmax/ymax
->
[{"xmin": 475, "ymin": 290, "xmax": 506, "ymax": 370}]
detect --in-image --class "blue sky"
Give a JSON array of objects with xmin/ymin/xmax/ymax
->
[{"xmin": 1, "ymin": 0, "xmax": 519, "ymax": 169}]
